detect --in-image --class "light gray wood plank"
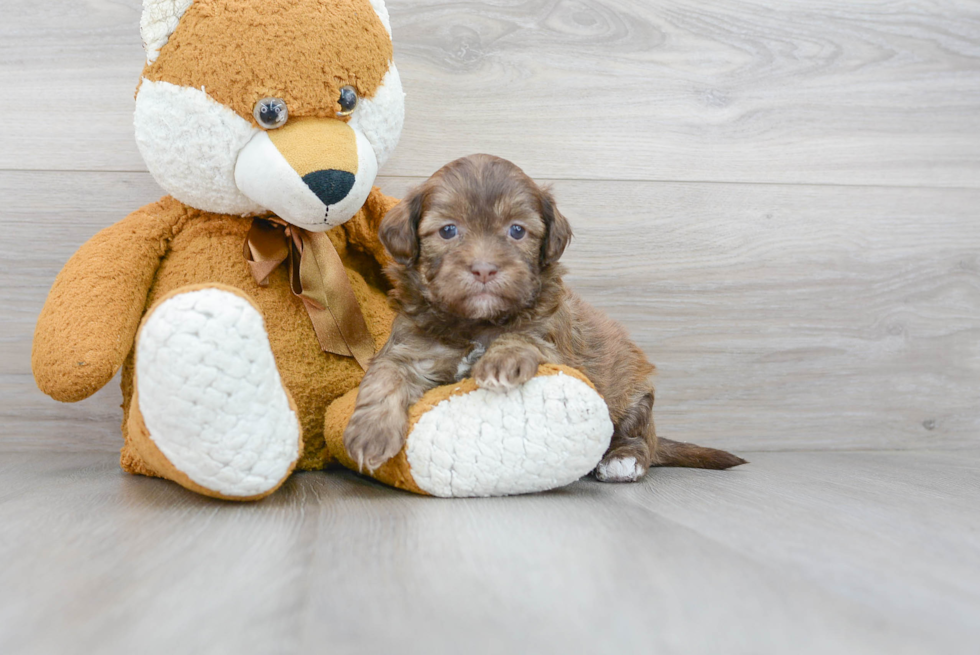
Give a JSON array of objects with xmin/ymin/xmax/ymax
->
[
  {"xmin": 2, "ymin": 0, "xmax": 979, "ymax": 186},
  {"xmin": 0, "ymin": 0, "xmax": 145, "ymax": 171},
  {"xmin": 0, "ymin": 450, "xmax": 976, "ymax": 654},
  {"xmin": 618, "ymin": 449, "xmax": 980, "ymax": 649},
  {"xmin": 556, "ymin": 179, "xmax": 980, "ymax": 452},
  {"xmin": 4, "ymin": 171, "xmax": 978, "ymax": 452},
  {"xmin": 0, "ymin": 374, "xmax": 122, "ymax": 453}
]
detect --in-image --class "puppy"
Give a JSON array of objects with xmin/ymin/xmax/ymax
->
[{"xmin": 344, "ymin": 154, "xmax": 745, "ymax": 480}]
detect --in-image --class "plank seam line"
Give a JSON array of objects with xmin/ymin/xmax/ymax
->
[
  {"xmin": 2, "ymin": 169, "xmax": 979, "ymax": 192},
  {"xmin": 732, "ymin": 446, "xmax": 974, "ymax": 455}
]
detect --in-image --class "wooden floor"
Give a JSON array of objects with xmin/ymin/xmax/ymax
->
[
  {"xmin": 2, "ymin": 0, "xmax": 979, "ymax": 652},
  {"xmin": 1, "ymin": 448, "xmax": 978, "ymax": 654}
]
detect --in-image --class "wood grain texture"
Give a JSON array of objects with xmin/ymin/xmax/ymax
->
[
  {"xmin": 2, "ymin": 0, "xmax": 979, "ymax": 652},
  {"xmin": 4, "ymin": 171, "xmax": 977, "ymax": 452},
  {"xmin": 0, "ymin": 449, "xmax": 977, "ymax": 655},
  {"xmin": 2, "ymin": 0, "xmax": 980, "ymax": 186}
]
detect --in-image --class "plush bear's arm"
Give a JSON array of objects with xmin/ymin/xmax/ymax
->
[
  {"xmin": 32, "ymin": 199, "xmax": 186, "ymax": 402},
  {"xmin": 342, "ymin": 186, "xmax": 399, "ymax": 267}
]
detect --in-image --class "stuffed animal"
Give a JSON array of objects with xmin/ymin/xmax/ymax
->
[{"xmin": 31, "ymin": 0, "xmax": 613, "ymax": 500}]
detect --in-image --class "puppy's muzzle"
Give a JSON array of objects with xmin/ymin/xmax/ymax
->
[{"xmin": 235, "ymin": 117, "xmax": 376, "ymax": 231}]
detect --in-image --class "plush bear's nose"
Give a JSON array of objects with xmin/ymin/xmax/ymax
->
[{"xmin": 302, "ymin": 169, "xmax": 355, "ymax": 207}]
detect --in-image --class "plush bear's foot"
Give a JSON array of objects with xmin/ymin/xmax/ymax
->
[
  {"xmin": 325, "ymin": 365, "xmax": 614, "ymax": 497},
  {"xmin": 407, "ymin": 369, "xmax": 613, "ymax": 497},
  {"xmin": 130, "ymin": 285, "xmax": 301, "ymax": 500}
]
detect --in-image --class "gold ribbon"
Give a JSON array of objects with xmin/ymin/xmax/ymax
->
[{"xmin": 244, "ymin": 217, "xmax": 375, "ymax": 370}]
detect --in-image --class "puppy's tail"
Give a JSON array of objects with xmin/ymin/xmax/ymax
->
[{"xmin": 652, "ymin": 438, "xmax": 747, "ymax": 470}]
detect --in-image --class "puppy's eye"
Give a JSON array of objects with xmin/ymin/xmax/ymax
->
[
  {"xmin": 439, "ymin": 224, "xmax": 458, "ymax": 239},
  {"xmin": 508, "ymin": 224, "xmax": 526, "ymax": 240},
  {"xmin": 337, "ymin": 85, "xmax": 358, "ymax": 117},
  {"xmin": 253, "ymin": 97, "xmax": 288, "ymax": 130}
]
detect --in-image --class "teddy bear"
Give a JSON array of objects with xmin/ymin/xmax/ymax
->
[{"xmin": 31, "ymin": 0, "xmax": 613, "ymax": 500}]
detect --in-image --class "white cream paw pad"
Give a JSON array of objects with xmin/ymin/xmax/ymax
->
[
  {"xmin": 136, "ymin": 288, "xmax": 300, "ymax": 497},
  {"xmin": 595, "ymin": 456, "xmax": 646, "ymax": 483},
  {"xmin": 406, "ymin": 373, "xmax": 613, "ymax": 497}
]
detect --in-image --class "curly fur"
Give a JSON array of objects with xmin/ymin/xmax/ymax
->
[{"xmin": 345, "ymin": 154, "xmax": 746, "ymax": 477}]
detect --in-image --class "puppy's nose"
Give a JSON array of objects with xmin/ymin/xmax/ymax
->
[{"xmin": 471, "ymin": 261, "xmax": 498, "ymax": 284}]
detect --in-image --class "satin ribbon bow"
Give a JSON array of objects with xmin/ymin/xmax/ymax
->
[{"xmin": 244, "ymin": 217, "xmax": 374, "ymax": 370}]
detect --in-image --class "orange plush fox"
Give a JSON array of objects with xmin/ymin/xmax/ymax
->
[{"xmin": 32, "ymin": 0, "xmax": 613, "ymax": 500}]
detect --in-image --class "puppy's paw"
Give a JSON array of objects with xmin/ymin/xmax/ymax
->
[
  {"xmin": 343, "ymin": 405, "xmax": 407, "ymax": 472},
  {"xmin": 473, "ymin": 347, "xmax": 540, "ymax": 392},
  {"xmin": 594, "ymin": 455, "xmax": 647, "ymax": 483}
]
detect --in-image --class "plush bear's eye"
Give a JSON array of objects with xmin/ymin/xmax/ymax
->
[
  {"xmin": 439, "ymin": 225, "xmax": 458, "ymax": 239},
  {"xmin": 337, "ymin": 85, "xmax": 358, "ymax": 117},
  {"xmin": 253, "ymin": 97, "xmax": 288, "ymax": 130},
  {"xmin": 509, "ymin": 224, "xmax": 526, "ymax": 240}
]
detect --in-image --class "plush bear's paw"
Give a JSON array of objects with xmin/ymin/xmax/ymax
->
[
  {"xmin": 135, "ymin": 287, "xmax": 300, "ymax": 499},
  {"xmin": 404, "ymin": 367, "xmax": 613, "ymax": 497}
]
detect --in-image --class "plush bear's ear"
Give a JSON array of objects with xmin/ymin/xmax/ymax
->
[
  {"xmin": 379, "ymin": 187, "xmax": 425, "ymax": 266},
  {"xmin": 538, "ymin": 186, "xmax": 573, "ymax": 266},
  {"xmin": 140, "ymin": 0, "xmax": 195, "ymax": 64}
]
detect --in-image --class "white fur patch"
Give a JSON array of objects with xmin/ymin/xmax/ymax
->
[
  {"xmin": 135, "ymin": 79, "xmax": 265, "ymax": 216},
  {"xmin": 136, "ymin": 289, "xmax": 300, "ymax": 498},
  {"xmin": 454, "ymin": 342, "xmax": 486, "ymax": 382},
  {"xmin": 234, "ymin": 131, "xmax": 329, "ymax": 228},
  {"xmin": 595, "ymin": 456, "xmax": 646, "ymax": 483},
  {"xmin": 140, "ymin": 0, "xmax": 195, "ymax": 64},
  {"xmin": 350, "ymin": 65, "xmax": 404, "ymax": 168},
  {"xmin": 234, "ymin": 126, "xmax": 378, "ymax": 231},
  {"xmin": 134, "ymin": 77, "xmax": 393, "ymax": 229},
  {"xmin": 406, "ymin": 373, "xmax": 613, "ymax": 497}
]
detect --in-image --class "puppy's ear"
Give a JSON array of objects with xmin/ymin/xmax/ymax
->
[
  {"xmin": 539, "ymin": 186, "xmax": 572, "ymax": 266},
  {"xmin": 380, "ymin": 187, "xmax": 425, "ymax": 265}
]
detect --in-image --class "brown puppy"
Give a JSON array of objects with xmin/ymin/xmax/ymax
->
[{"xmin": 344, "ymin": 154, "xmax": 745, "ymax": 480}]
